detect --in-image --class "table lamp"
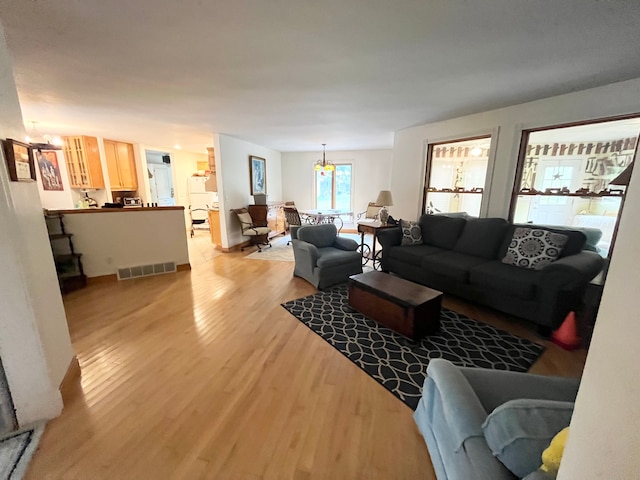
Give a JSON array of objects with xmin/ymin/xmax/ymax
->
[{"xmin": 376, "ymin": 190, "xmax": 394, "ymax": 224}]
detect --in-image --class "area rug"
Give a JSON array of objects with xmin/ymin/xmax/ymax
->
[
  {"xmin": 246, "ymin": 236, "xmax": 293, "ymax": 262},
  {"xmin": 0, "ymin": 424, "xmax": 44, "ymax": 479},
  {"xmin": 281, "ymin": 285, "xmax": 545, "ymax": 410}
]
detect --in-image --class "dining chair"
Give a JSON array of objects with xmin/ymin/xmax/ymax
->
[
  {"xmin": 283, "ymin": 206, "xmax": 303, "ymax": 245},
  {"xmin": 356, "ymin": 202, "xmax": 382, "ymax": 221}
]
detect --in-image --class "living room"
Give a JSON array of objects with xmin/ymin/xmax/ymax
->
[{"xmin": 1, "ymin": 1, "xmax": 640, "ymax": 479}]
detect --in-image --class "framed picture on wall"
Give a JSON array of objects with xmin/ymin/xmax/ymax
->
[
  {"xmin": 249, "ymin": 155, "xmax": 266, "ymax": 195},
  {"xmin": 2, "ymin": 138, "xmax": 36, "ymax": 182},
  {"xmin": 36, "ymin": 150, "xmax": 64, "ymax": 191}
]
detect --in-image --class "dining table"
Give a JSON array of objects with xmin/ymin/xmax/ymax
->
[{"xmin": 298, "ymin": 209, "xmax": 353, "ymax": 233}]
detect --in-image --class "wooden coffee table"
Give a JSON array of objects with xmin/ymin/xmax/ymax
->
[{"xmin": 348, "ymin": 271, "xmax": 442, "ymax": 342}]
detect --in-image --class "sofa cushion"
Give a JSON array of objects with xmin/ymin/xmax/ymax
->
[
  {"xmin": 419, "ymin": 214, "xmax": 467, "ymax": 249},
  {"xmin": 469, "ymin": 261, "xmax": 540, "ymax": 299},
  {"xmin": 498, "ymin": 225, "xmax": 586, "ymax": 259},
  {"xmin": 421, "ymin": 252, "xmax": 490, "ymax": 283},
  {"xmin": 386, "ymin": 244, "xmax": 445, "ymax": 264},
  {"xmin": 502, "ymin": 228, "xmax": 568, "ymax": 270},
  {"xmin": 316, "ymin": 247, "xmax": 361, "ymax": 268},
  {"xmin": 453, "ymin": 218, "xmax": 509, "ymax": 259},
  {"xmin": 482, "ymin": 398, "xmax": 574, "ymax": 478},
  {"xmin": 400, "ymin": 219, "xmax": 423, "ymax": 246}
]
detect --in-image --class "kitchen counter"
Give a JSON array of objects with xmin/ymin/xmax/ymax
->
[
  {"xmin": 46, "ymin": 206, "xmax": 189, "ymax": 279},
  {"xmin": 48, "ymin": 206, "xmax": 185, "ymax": 214}
]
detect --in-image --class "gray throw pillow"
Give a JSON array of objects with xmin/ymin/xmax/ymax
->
[
  {"xmin": 502, "ymin": 228, "xmax": 568, "ymax": 270},
  {"xmin": 400, "ymin": 219, "xmax": 422, "ymax": 246}
]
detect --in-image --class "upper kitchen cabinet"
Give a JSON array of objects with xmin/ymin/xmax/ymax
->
[
  {"xmin": 104, "ymin": 139, "xmax": 138, "ymax": 191},
  {"xmin": 62, "ymin": 136, "xmax": 105, "ymax": 189}
]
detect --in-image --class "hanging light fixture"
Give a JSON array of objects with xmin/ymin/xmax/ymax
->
[
  {"xmin": 314, "ymin": 144, "xmax": 335, "ymax": 173},
  {"xmin": 25, "ymin": 121, "xmax": 63, "ymax": 150}
]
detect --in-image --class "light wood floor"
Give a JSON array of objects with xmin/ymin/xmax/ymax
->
[{"xmin": 27, "ymin": 236, "xmax": 587, "ymax": 479}]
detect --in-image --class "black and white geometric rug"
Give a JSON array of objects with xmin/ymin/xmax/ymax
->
[{"xmin": 282, "ymin": 284, "xmax": 545, "ymax": 410}]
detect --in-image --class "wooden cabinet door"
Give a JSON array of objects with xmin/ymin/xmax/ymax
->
[
  {"xmin": 82, "ymin": 136, "xmax": 105, "ymax": 189},
  {"xmin": 208, "ymin": 209, "xmax": 221, "ymax": 247},
  {"xmin": 117, "ymin": 142, "xmax": 137, "ymax": 190},
  {"xmin": 63, "ymin": 136, "xmax": 104, "ymax": 189},
  {"xmin": 104, "ymin": 140, "xmax": 122, "ymax": 189},
  {"xmin": 104, "ymin": 140, "xmax": 137, "ymax": 191}
]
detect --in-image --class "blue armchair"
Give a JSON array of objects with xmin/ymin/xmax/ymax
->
[
  {"xmin": 414, "ymin": 359, "xmax": 580, "ymax": 480},
  {"xmin": 292, "ymin": 223, "xmax": 362, "ymax": 289}
]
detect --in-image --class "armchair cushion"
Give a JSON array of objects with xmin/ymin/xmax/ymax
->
[
  {"xmin": 236, "ymin": 211, "xmax": 254, "ymax": 227},
  {"xmin": 482, "ymin": 399, "xmax": 574, "ymax": 478},
  {"xmin": 298, "ymin": 223, "xmax": 338, "ymax": 248}
]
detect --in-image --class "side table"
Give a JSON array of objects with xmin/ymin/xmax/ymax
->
[{"xmin": 357, "ymin": 221, "xmax": 396, "ymax": 270}]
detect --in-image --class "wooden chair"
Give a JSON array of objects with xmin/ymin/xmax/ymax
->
[
  {"xmin": 283, "ymin": 206, "xmax": 303, "ymax": 245},
  {"xmin": 230, "ymin": 208, "xmax": 272, "ymax": 252}
]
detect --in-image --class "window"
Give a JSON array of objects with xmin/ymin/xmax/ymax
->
[
  {"xmin": 315, "ymin": 164, "xmax": 352, "ymax": 210},
  {"xmin": 511, "ymin": 117, "xmax": 640, "ymax": 258},
  {"xmin": 423, "ymin": 136, "xmax": 492, "ymax": 216}
]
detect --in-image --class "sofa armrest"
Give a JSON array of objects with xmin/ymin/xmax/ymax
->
[
  {"xmin": 377, "ymin": 227, "xmax": 402, "ymax": 249},
  {"xmin": 333, "ymin": 236, "xmax": 359, "ymax": 251},
  {"xmin": 292, "ymin": 239, "xmax": 319, "ymax": 268},
  {"xmin": 459, "ymin": 367, "xmax": 580, "ymax": 414},
  {"xmin": 425, "ymin": 359, "xmax": 488, "ymax": 451},
  {"xmin": 539, "ymin": 250, "xmax": 604, "ymax": 286}
]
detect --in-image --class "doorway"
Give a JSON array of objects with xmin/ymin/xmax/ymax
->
[{"xmin": 145, "ymin": 150, "xmax": 176, "ymax": 206}]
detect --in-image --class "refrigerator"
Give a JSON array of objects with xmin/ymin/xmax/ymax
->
[{"xmin": 188, "ymin": 176, "xmax": 218, "ymax": 230}]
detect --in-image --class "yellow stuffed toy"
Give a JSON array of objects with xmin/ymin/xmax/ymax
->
[{"xmin": 540, "ymin": 427, "xmax": 570, "ymax": 476}]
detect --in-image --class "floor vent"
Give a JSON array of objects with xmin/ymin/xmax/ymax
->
[{"xmin": 117, "ymin": 262, "xmax": 177, "ymax": 280}]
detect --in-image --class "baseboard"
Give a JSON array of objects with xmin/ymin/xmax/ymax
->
[
  {"xmin": 86, "ymin": 263, "xmax": 191, "ymax": 283},
  {"xmin": 222, "ymin": 241, "xmax": 251, "ymax": 253},
  {"xmin": 59, "ymin": 356, "xmax": 81, "ymax": 404},
  {"xmin": 87, "ymin": 274, "xmax": 118, "ymax": 285}
]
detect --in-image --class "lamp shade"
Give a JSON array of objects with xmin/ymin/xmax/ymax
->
[{"xmin": 376, "ymin": 190, "xmax": 393, "ymax": 206}]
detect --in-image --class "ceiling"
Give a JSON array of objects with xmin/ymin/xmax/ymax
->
[{"xmin": 1, "ymin": 0, "xmax": 640, "ymax": 154}]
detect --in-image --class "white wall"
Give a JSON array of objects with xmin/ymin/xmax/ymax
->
[
  {"xmin": 216, "ymin": 134, "xmax": 282, "ymax": 249},
  {"xmin": 59, "ymin": 209, "xmax": 190, "ymax": 277},
  {"xmin": 392, "ymin": 77, "xmax": 640, "ymax": 478},
  {"xmin": 0, "ymin": 21, "xmax": 70, "ymax": 426},
  {"xmin": 281, "ymin": 149, "xmax": 393, "ymax": 214}
]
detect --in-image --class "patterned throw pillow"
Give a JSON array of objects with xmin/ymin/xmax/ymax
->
[
  {"xmin": 502, "ymin": 228, "xmax": 568, "ymax": 270},
  {"xmin": 400, "ymin": 219, "xmax": 423, "ymax": 246}
]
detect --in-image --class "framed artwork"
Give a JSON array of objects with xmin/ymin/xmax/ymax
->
[
  {"xmin": 2, "ymin": 138, "xmax": 36, "ymax": 182},
  {"xmin": 36, "ymin": 150, "xmax": 64, "ymax": 191},
  {"xmin": 249, "ymin": 155, "xmax": 266, "ymax": 195}
]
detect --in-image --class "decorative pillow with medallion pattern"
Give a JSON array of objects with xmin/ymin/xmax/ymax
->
[
  {"xmin": 400, "ymin": 219, "xmax": 423, "ymax": 246},
  {"xmin": 502, "ymin": 228, "xmax": 568, "ymax": 270}
]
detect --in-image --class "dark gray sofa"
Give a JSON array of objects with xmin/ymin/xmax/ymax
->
[{"xmin": 377, "ymin": 214, "xmax": 605, "ymax": 333}]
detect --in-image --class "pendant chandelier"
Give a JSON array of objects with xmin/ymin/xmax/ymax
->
[{"xmin": 314, "ymin": 144, "xmax": 335, "ymax": 172}]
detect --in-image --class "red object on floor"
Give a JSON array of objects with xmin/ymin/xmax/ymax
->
[{"xmin": 551, "ymin": 311, "xmax": 582, "ymax": 350}]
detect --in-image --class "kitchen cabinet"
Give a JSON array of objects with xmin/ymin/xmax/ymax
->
[
  {"xmin": 104, "ymin": 139, "xmax": 138, "ymax": 191},
  {"xmin": 205, "ymin": 147, "xmax": 217, "ymax": 192},
  {"xmin": 62, "ymin": 136, "xmax": 105, "ymax": 189},
  {"xmin": 208, "ymin": 209, "xmax": 221, "ymax": 247}
]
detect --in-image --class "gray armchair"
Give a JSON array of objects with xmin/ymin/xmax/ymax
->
[{"xmin": 292, "ymin": 224, "xmax": 363, "ymax": 289}]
